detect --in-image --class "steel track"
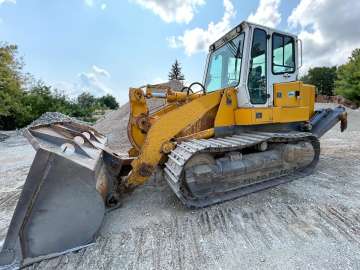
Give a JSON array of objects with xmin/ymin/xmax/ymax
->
[{"xmin": 164, "ymin": 131, "xmax": 320, "ymax": 208}]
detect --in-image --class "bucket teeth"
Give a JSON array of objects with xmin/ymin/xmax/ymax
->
[{"xmin": 0, "ymin": 122, "xmax": 124, "ymax": 270}]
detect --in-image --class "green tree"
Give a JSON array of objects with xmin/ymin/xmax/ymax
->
[
  {"xmin": 77, "ymin": 92, "xmax": 96, "ymax": 108},
  {"xmin": 168, "ymin": 59, "xmax": 185, "ymax": 81},
  {"xmin": 0, "ymin": 43, "xmax": 115, "ymax": 128},
  {"xmin": 301, "ymin": 66, "xmax": 337, "ymax": 96},
  {"xmin": 0, "ymin": 44, "xmax": 27, "ymax": 129},
  {"xmin": 22, "ymin": 81, "xmax": 74, "ymax": 123},
  {"xmin": 97, "ymin": 94, "xmax": 119, "ymax": 109},
  {"xmin": 335, "ymin": 48, "xmax": 360, "ymax": 104},
  {"xmin": 72, "ymin": 92, "xmax": 98, "ymax": 120},
  {"xmin": 23, "ymin": 82, "xmax": 54, "ymax": 118}
]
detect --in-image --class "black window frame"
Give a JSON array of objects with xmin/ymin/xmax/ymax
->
[
  {"xmin": 204, "ymin": 32, "xmax": 245, "ymax": 92},
  {"xmin": 247, "ymin": 27, "xmax": 268, "ymax": 105},
  {"xmin": 271, "ymin": 32, "xmax": 296, "ymax": 75}
]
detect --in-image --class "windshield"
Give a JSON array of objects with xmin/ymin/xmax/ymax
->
[{"xmin": 205, "ymin": 33, "xmax": 245, "ymax": 92}]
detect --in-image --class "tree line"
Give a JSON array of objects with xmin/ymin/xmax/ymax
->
[
  {"xmin": 1, "ymin": 43, "xmax": 359, "ymax": 130},
  {"xmin": 301, "ymin": 48, "xmax": 360, "ymax": 105},
  {"xmin": 0, "ymin": 44, "xmax": 119, "ymax": 130}
]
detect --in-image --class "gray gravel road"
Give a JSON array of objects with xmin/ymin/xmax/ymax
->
[{"xmin": 1, "ymin": 105, "xmax": 360, "ymax": 269}]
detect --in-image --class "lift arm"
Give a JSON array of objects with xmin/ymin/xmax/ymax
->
[{"xmin": 125, "ymin": 89, "xmax": 223, "ymax": 186}]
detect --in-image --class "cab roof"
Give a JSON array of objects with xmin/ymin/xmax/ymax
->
[{"xmin": 209, "ymin": 21, "xmax": 298, "ymax": 52}]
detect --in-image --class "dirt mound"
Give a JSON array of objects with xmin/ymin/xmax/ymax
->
[
  {"xmin": 94, "ymin": 85, "xmax": 173, "ymax": 152},
  {"xmin": 316, "ymin": 95, "xmax": 359, "ymax": 109},
  {"xmin": 94, "ymin": 103, "xmax": 132, "ymax": 152},
  {"xmin": 94, "ymin": 98, "xmax": 167, "ymax": 152}
]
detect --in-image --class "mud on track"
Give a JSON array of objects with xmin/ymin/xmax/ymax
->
[{"xmin": 1, "ymin": 105, "xmax": 360, "ymax": 269}]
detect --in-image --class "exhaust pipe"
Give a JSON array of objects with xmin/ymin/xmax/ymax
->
[{"xmin": 0, "ymin": 122, "xmax": 130, "ymax": 269}]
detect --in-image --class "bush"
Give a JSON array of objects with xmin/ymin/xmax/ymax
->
[
  {"xmin": 0, "ymin": 43, "xmax": 121, "ymax": 129},
  {"xmin": 97, "ymin": 94, "xmax": 119, "ymax": 110},
  {"xmin": 335, "ymin": 48, "xmax": 360, "ymax": 104},
  {"xmin": 301, "ymin": 66, "xmax": 337, "ymax": 96},
  {"xmin": 22, "ymin": 82, "xmax": 67, "ymax": 122},
  {"xmin": 0, "ymin": 44, "xmax": 27, "ymax": 129}
]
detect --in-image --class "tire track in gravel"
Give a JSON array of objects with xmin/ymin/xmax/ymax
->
[{"xmin": 28, "ymin": 202, "xmax": 360, "ymax": 270}]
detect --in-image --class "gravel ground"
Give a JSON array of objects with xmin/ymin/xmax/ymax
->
[
  {"xmin": 1, "ymin": 104, "xmax": 360, "ymax": 269},
  {"xmin": 25, "ymin": 112, "xmax": 85, "ymax": 129},
  {"xmin": 0, "ymin": 134, "xmax": 9, "ymax": 142}
]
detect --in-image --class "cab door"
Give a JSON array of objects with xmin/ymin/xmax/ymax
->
[
  {"xmin": 267, "ymin": 32, "xmax": 298, "ymax": 102},
  {"xmin": 247, "ymin": 27, "xmax": 269, "ymax": 107}
]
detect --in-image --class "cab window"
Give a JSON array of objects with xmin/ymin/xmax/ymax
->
[
  {"xmin": 205, "ymin": 33, "xmax": 245, "ymax": 92},
  {"xmin": 272, "ymin": 33, "xmax": 295, "ymax": 74},
  {"xmin": 248, "ymin": 28, "xmax": 267, "ymax": 104}
]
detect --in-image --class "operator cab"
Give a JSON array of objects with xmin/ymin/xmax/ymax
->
[{"xmin": 204, "ymin": 21, "xmax": 300, "ymax": 108}]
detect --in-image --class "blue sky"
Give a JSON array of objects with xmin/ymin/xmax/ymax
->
[{"xmin": 1, "ymin": 0, "xmax": 359, "ymax": 104}]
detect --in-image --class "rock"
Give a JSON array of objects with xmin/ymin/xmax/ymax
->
[
  {"xmin": 26, "ymin": 112, "xmax": 86, "ymax": 129},
  {"xmin": 0, "ymin": 133, "xmax": 9, "ymax": 142}
]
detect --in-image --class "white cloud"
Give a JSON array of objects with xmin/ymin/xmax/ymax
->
[
  {"xmin": 247, "ymin": 0, "xmax": 281, "ymax": 28},
  {"xmin": 167, "ymin": 0, "xmax": 235, "ymax": 55},
  {"xmin": 53, "ymin": 66, "xmax": 113, "ymax": 98},
  {"xmin": 0, "ymin": 0, "xmax": 16, "ymax": 25},
  {"xmin": 0, "ymin": 0, "xmax": 16, "ymax": 5},
  {"xmin": 78, "ymin": 66, "xmax": 112, "ymax": 96},
  {"xmin": 152, "ymin": 77, "xmax": 166, "ymax": 84},
  {"xmin": 288, "ymin": 0, "xmax": 360, "ymax": 72},
  {"xmin": 92, "ymin": 65, "xmax": 110, "ymax": 78},
  {"xmin": 166, "ymin": 36, "xmax": 179, "ymax": 49},
  {"xmin": 78, "ymin": 72, "xmax": 112, "ymax": 97},
  {"xmin": 84, "ymin": 0, "xmax": 108, "ymax": 10},
  {"xmin": 84, "ymin": 0, "xmax": 94, "ymax": 7},
  {"xmin": 132, "ymin": 0, "xmax": 205, "ymax": 24}
]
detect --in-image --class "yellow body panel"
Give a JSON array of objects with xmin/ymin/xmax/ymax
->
[
  {"xmin": 214, "ymin": 88, "xmax": 238, "ymax": 128},
  {"xmin": 274, "ymin": 81, "xmax": 315, "ymax": 114},
  {"xmin": 235, "ymin": 108, "xmax": 273, "ymax": 125},
  {"xmin": 235, "ymin": 106, "xmax": 311, "ymax": 125},
  {"xmin": 273, "ymin": 107, "xmax": 311, "ymax": 123},
  {"xmin": 274, "ymin": 81, "xmax": 300, "ymax": 107},
  {"xmin": 232, "ymin": 81, "xmax": 315, "ymax": 126}
]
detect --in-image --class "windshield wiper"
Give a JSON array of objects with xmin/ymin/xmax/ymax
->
[
  {"xmin": 226, "ymin": 40, "xmax": 237, "ymax": 57},
  {"xmin": 234, "ymin": 40, "xmax": 242, "ymax": 75},
  {"xmin": 235, "ymin": 40, "xmax": 242, "ymax": 58},
  {"xmin": 226, "ymin": 39, "xmax": 242, "ymax": 58}
]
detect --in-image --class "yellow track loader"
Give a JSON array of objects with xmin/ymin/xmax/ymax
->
[{"xmin": 0, "ymin": 21, "xmax": 347, "ymax": 269}]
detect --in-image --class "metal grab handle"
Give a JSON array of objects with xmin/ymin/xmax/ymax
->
[{"xmin": 298, "ymin": 38, "xmax": 303, "ymax": 69}]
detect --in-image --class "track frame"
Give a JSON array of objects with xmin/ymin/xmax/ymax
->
[{"xmin": 164, "ymin": 132, "xmax": 320, "ymax": 208}]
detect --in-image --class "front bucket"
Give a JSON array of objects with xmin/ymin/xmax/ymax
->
[{"xmin": 0, "ymin": 122, "xmax": 125, "ymax": 269}]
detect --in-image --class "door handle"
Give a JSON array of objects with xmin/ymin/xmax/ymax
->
[{"xmin": 283, "ymin": 73, "xmax": 291, "ymax": 78}]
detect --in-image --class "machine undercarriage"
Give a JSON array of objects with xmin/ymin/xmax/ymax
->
[{"xmin": 165, "ymin": 132, "xmax": 319, "ymax": 208}]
